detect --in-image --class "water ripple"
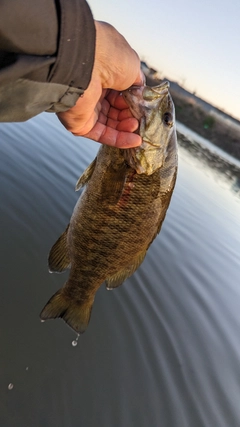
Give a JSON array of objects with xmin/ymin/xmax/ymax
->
[{"xmin": 1, "ymin": 114, "xmax": 240, "ymax": 426}]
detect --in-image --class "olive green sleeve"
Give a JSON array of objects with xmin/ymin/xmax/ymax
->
[{"xmin": 0, "ymin": 0, "xmax": 96, "ymax": 122}]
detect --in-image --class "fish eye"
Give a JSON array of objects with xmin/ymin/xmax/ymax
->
[{"xmin": 163, "ymin": 112, "xmax": 172, "ymax": 126}]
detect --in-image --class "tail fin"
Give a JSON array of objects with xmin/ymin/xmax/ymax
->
[{"xmin": 40, "ymin": 289, "xmax": 93, "ymax": 334}]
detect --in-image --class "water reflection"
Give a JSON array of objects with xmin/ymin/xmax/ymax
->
[
  {"xmin": 177, "ymin": 122, "xmax": 240, "ymax": 196},
  {"xmin": 0, "ymin": 114, "xmax": 240, "ymax": 427}
]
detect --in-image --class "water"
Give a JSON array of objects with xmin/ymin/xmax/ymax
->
[
  {"xmin": 72, "ymin": 335, "xmax": 80, "ymax": 347},
  {"xmin": 0, "ymin": 113, "xmax": 240, "ymax": 427}
]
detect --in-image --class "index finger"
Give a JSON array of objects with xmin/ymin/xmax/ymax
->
[{"xmin": 106, "ymin": 90, "xmax": 129, "ymax": 110}]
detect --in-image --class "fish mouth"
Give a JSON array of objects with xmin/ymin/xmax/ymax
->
[
  {"xmin": 156, "ymin": 80, "xmax": 170, "ymax": 94},
  {"xmin": 159, "ymin": 81, "xmax": 170, "ymax": 89},
  {"xmin": 124, "ymin": 80, "xmax": 169, "ymax": 95},
  {"xmin": 142, "ymin": 81, "xmax": 170, "ymax": 99},
  {"xmin": 122, "ymin": 85, "xmax": 144, "ymax": 97},
  {"xmin": 123, "ymin": 81, "xmax": 170, "ymax": 108},
  {"xmin": 141, "ymin": 139, "xmax": 160, "ymax": 148}
]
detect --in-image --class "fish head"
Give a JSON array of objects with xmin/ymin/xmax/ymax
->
[{"xmin": 122, "ymin": 81, "xmax": 177, "ymax": 175}]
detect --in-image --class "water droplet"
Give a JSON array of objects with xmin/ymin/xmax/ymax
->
[
  {"xmin": 106, "ymin": 287, "xmax": 113, "ymax": 291},
  {"xmin": 40, "ymin": 319, "xmax": 45, "ymax": 323},
  {"xmin": 26, "ymin": 367, "xmax": 29, "ymax": 371},
  {"xmin": 8, "ymin": 383, "xmax": 14, "ymax": 390},
  {"xmin": 72, "ymin": 334, "xmax": 80, "ymax": 347}
]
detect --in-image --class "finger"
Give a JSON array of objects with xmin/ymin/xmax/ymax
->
[
  {"xmin": 105, "ymin": 118, "xmax": 118, "ymax": 130},
  {"xmin": 114, "ymin": 131, "xmax": 141, "ymax": 148},
  {"xmin": 133, "ymin": 69, "xmax": 146, "ymax": 86},
  {"xmin": 100, "ymin": 128, "xmax": 141, "ymax": 148},
  {"xmin": 98, "ymin": 111, "xmax": 108, "ymax": 125},
  {"xmin": 105, "ymin": 106, "xmax": 120, "ymax": 121},
  {"xmin": 106, "ymin": 90, "xmax": 129, "ymax": 110},
  {"xmin": 118, "ymin": 108, "xmax": 136, "ymax": 121},
  {"xmin": 98, "ymin": 115, "xmax": 139, "ymax": 132},
  {"xmin": 101, "ymin": 100, "xmax": 110, "ymax": 117},
  {"xmin": 70, "ymin": 110, "xmax": 99, "ymax": 135},
  {"xmin": 116, "ymin": 117, "xmax": 139, "ymax": 133},
  {"xmin": 106, "ymin": 105, "xmax": 134, "ymax": 121},
  {"xmin": 83, "ymin": 122, "xmax": 141, "ymax": 148}
]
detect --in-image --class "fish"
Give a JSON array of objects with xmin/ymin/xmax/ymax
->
[{"xmin": 40, "ymin": 81, "xmax": 178, "ymax": 334}]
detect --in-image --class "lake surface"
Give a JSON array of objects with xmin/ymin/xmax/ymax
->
[{"xmin": 0, "ymin": 113, "xmax": 240, "ymax": 427}]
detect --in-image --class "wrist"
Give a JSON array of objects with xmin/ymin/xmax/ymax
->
[{"xmin": 94, "ymin": 20, "xmax": 141, "ymax": 90}]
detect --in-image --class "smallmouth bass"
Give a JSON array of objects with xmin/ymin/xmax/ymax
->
[{"xmin": 40, "ymin": 81, "xmax": 178, "ymax": 334}]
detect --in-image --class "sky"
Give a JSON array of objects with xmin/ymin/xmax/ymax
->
[{"xmin": 88, "ymin": 0, "xmax": 240, "ymax": 120}]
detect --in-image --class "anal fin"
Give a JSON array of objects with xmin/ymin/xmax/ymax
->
[{"xmin": 105, "ymin": 250, "xmax": 146, "ymax": 289}]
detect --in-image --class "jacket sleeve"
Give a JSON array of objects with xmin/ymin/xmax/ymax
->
[{"xmin": 0, "ymin": 0, "xmax": 96, "ymax": 122}]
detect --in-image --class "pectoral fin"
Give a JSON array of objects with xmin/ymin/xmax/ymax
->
[
  {"xmin": 100, "ymin": 161, "xmax": 127, "ymax": 204},
  {"xmin": 48, "ymin": 225, "xmax": 70, "ymax": 273},
  {"xmin": 75, "ymin": 158, "xmax": 97, "ymax": 191},
  {"xmin": 105, "ymin": 250, "xmax": 146, "ymax": 289}
]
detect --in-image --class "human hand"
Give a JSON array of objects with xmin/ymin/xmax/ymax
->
[{"xmin": 57, "ymin": 21, "xmax": 144, "ymax": 148}]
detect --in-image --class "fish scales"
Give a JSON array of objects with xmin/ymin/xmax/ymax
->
[{"xmin": 40, "ymin": 82, "xmax": 178, "ymax": 333}]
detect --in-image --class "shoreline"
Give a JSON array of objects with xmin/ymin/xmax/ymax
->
[
  {"xmin": 177, "ymin": 122, "xmax": 240, "ymax": 194},
  {"xmin": 177, "ymin": 121, "xmax": 240, "ymax": 170}
]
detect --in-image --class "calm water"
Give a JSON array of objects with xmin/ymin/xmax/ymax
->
[{"xmin": 0, "ymin": 113, "xmax": 240, "ymax": 427}]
